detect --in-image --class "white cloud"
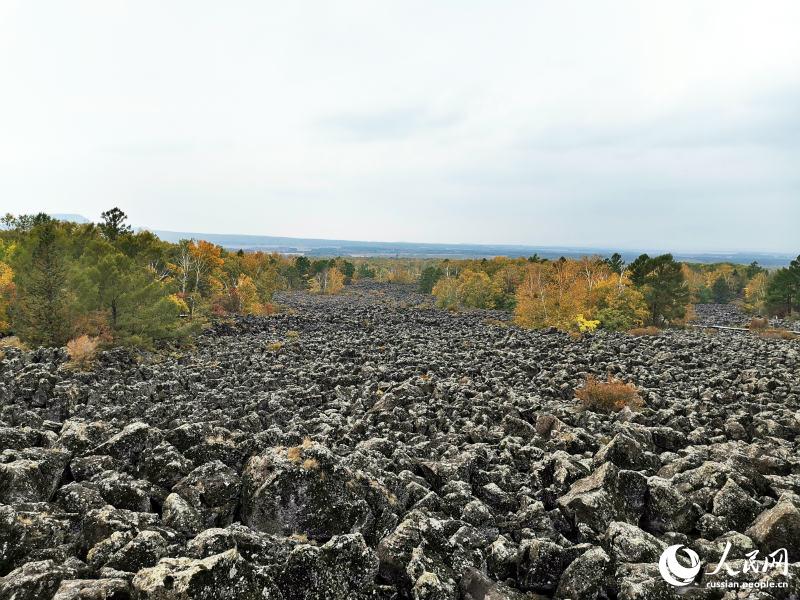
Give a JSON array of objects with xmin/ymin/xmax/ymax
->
[{"xmin": 0, "ymin": 0, "xmax": 798, "ymax": 251}]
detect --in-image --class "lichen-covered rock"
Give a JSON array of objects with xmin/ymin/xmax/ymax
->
[
  {"xmin": 172, "ymin": 461, "xmax": 240, "ymax": 528},
  {"xmin": 614, "ymin": 562, "xmax": 675, "ymax": 600},
  {"xmin": 132, "ymin": 549, "xmax": 275, "ymax": 599},
  {"xmin": 0, "ymin": 448, "xmax": 69, "ymax": 503},
  {"xmin": 517, "ymin": 539, "xmax": 589, "ymax": 593},
  {"xmin": 0, "ymin": 559, "xmax": 79, "ymax": 600},
  {"xmin": 711, "ymin": 478, "xmax": 761, "ymax": 531},
  {"xmin": 162, "ymin": 492, "xmax": 203, "ymax": 536},
  {"xmin": 642, "ymin": 476, "xmax": 700, "ymax": 533},
  {"xmin": 459, "ymin": 567, "xmax": 529, "ymax": 600},
  {"xmin": 557, "ymin": 462, "xmax": 647, "ymax": 535},
  {"xmin": 745, "ymin": 494, "xmax": 800, "ymax": 554},
  {"xmin": 80, "ymin": 505, "xmax": 160, "ymax": 548},
  {"xmin": 0, "ymin": 503, "xmax": 80, "ymax": 575},
  {"xmin": 602, "ymin": 521, "xmax": 665, "ymax": 563},
  {"xmin": 102, "ymin": 530, "xmax": 168, "ymax": 573},
  {"xmin": 592, "ymin": 430, "xmax": 659, "ymax": 473},
  {"xmin": 554, "ymin": 546, "xmax": 612, "ymax": 599},
  {"xmin": 56, "ymin": 482, "xmax": 107, "ymax": 513},
  {"xmin": 377, "ymin": 509, "xmax": 482, "ymax": 597},
  {"xmin": 0, "ymin": 282, "xmax": 799, "ymax": 599},
  {"xmin": 241, "ymin": 442, "xmax": 374, "ymax": 541},
  {"xmin": 93, "ymin": 422, "xmax": 159, "ymax": 465},
  {"xmin": 52, "ymin": 577, "xmax": 132, "ymax": 600},
  {"xmin": 278, "ymin": 533, "xmax": 378, "ymax": 600}
]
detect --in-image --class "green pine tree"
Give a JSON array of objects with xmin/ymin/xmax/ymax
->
[
  {"xmin": 628, "ymin": 253, "xmax": 689, "ymax": 325},
  {"xmin": 12, "ymin": 219, "xmax": 72, "ymax": 346}
]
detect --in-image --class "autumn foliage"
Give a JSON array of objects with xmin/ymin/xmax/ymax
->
[
  {"xmin": 66, "ymin": 335, "xmax": 99, "ymax": 369},
  {"xmin": 309, "ymin": 266, "xmax": 345, "ymax": 295},
  {"xmin": 514, "ymin": 257, "xmax": 649, "ymax": 333},
  {"xmin": 0, "ymin": 260, "xmax": 15, "ymax": 333},
  {"xmin": 576, "ymin": 374, "xmax": 644, "ymax": 412}
]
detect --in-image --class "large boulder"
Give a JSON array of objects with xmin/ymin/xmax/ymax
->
[
  {"xmin": 0, "ymin": 503, "xmax": 80, "ymax": 575},
  {"xmin": 52, "ymin": 577, "xmax": 132, "ymax": 600},
  {"xmin": 518, "ymin": 539, "xmax": 588, "ymax": 593},
  {"xmin": 376, "ymin": 510, "xmax": 482, "ymax": 597},
  {"xmin": 554, "ymin": 546, "xmax": 612, "ymax": 599},
  {"xmin": 592, "ymin": 429, "xmax": 659, "ymax": 473},
  {"xmin": 557, "ymin": 462, "xmax": 647, "ymax": 535},
  {"xmin": 172, "ymin": 461, "xmax": 240, "ymax": 528},
  {"xmin": 132, "ymin": 549, "xmax": 275, "ymax": 599},
  {"xmin": 91, "ymin": 529, "xmax": 168, "ymax": 573},
  {"xmin": 241, "ymin": 441, "xmax": 380, "ymax": 541},
  {"xmin": 162, "ymin": 492, "xmax": 203, "ymax": 536},
  {"xmin": 642, "ymin": 476, "xmax": 701, "ymax": 533},
  {"xmin": 745, "ymin": 494, "xmax": 800, "ymax": 554},
  {"xmin": 80, "ymin": 505, "xmax": 160, "ymax": 549},
  {"xmin": 0, "ymin": 559, "xmax": 80, "ymax": 600},
  {"xmin": 0, "ymin": 448, "xmax": 70, "ymax": 503},
  {"xmin": 93, "ymin": 422, "xmax": 160, "ymax": 465},
  {"xmin": 711, "ymin": 478, "xmax": 761, "ymax": 531},
  {"xmin": 278, "ymin": 533, "xmax": 379, "ymax": 600},
  {"xmin": 602, "ymin": 521, "xmax": 666, "ymax": 563}
]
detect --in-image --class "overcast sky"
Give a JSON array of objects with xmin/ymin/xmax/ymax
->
[{"xmin": 1, "ymin": 1, "xmax": 798, "ymax": 252}]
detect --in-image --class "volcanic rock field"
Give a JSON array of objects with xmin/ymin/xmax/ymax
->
[{"xmin": 1, "ymin": 282, "xmax": 799, "ymax": 599}]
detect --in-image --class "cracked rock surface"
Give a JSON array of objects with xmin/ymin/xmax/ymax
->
[{"xmin": 1, "ymin": 281, "xmax": 799, "ymax": 599}]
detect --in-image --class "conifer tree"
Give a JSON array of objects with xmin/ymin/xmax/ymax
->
[{"xmin": 13, "ymin": 219, "xmax": 71, "ymax": 346}]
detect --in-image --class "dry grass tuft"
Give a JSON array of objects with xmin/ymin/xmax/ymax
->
[
  {"xmin": 749, "ymin": 317, "xmax": 769, "ymax": 330},
  {"xmin": 628, "ymin": 326, "xmax": 661, "ymax": 337},
  {"xmin": 286, "ymin": 330, "xmax": 300, "ymax": 340},
  {"xmin": 66, "ymin": 335, "xmax": 99, "ymax": 369},
  {"xmin": 576, "ymin": 374, "xmax": 644, "ymax": 412},
  {"xmin": 266, "ymin": 341, "xmax": 283, "ymax": 352},
  {"xmin": 0, "ymin": 336, "xmax": 27, "ymax": 350},
  {"xmin": 286, "ymin": 446, "xmax": 302, "ymax": 463},
  {"xmin": 301, "ymin": 458, "xmax": 319, "ymax": 471}
]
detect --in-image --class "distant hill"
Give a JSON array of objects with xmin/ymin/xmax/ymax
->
[
  {"xmin": 36, "ymin": 216, "xmax": 792, "ymax": 265},
  {"xmin": 50, "ymin": 213, "xmax": 91, "ymax": 224},
  {"xmin": 148, "ymin": 228, "xmax": 795, "ymax": 267}
]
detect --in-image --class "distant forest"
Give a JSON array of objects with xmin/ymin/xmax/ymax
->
[{"xmin": 0, "ymin": 209, "xmax": 797, "ymax": 350}]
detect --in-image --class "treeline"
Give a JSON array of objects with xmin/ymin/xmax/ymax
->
[
  {"xmin": 408, "ymin": 252, "xmax": 799, "ymax": 333},
  {"xmin": 0, "ymin": 210, "xmax": 359, "ymax": 347},
  {"xmin": 1, "ymin": 210, "xmax": 796, "ymax": 346}
]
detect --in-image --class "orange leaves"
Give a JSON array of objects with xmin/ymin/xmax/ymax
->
[{"xmin": 576, "ymin": 374, "xmax": 644, "ymax": 412}]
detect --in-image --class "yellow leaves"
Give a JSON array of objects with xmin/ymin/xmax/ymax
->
[
  {"xmin": 514, "ymin": 260, "xmax": 588, "ymax": 331},
  {"xmin": 236, "ymin": 274, "xmax": 261, "ymax": 313},
  {"xmin": 327, "ymin": 267, "xmax": 345, "ymax": 294},
  {"xmin": 744, "ymin": 271, "xmax": 768, "ymax": 303},
  {"xmin": 457, "ymin": 270, "xmax": 499, "ymax": 308},
  {"xmin": 432, "ymin": 277, "xmax": 460, "ymax": 310},
  {"xmin": 66, "ymin": 335, "xmax": 99, "ymax": 370},
  {"xmin": 189, "ymin": 240, "xmax": 224, "ymax": 269},
  {"xmin": 168, "ymin": 293, "xmax": 189, "ymax": 314},
  {"xmin": 0, "ymin": 261, "xmax": 15, "ymax": 332},
  {"xmin": 432, "ymin": 270, "xmax": 500, "ymax": 309},
  {"xmin": 591, "ymin": 274, "xmax": 649, "ymax": 329},
  {"xmin": 515, "ymin": 258, "xmax": 647, "ymax": 332},
  {"xmin": 310, "ymin": 267, "xmax": 345, "ymax": 295},
  {"xmin": 575, "ymin": 314, "xmax": 599, "ymax": 333}
]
